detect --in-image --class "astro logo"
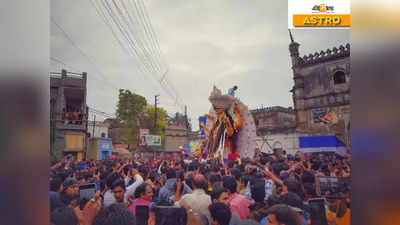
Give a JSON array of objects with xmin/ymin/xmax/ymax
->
[{"xmin": 312, "ymin": 4, "xmax": 334, "ymax": 13}]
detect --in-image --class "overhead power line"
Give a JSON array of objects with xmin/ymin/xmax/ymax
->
[
  {"xmin": 50, "ymin": 57, "xmax": 81, "ymax": 73},
  {"xmin": 88, "ymin": 106, "xmax": 115, "ymax": 118},
  {"xmin": 90, "ymin": 0, "xmax": 188, "ymax": 112},
  {"xmin": 51, "ymin": 17, "xmax": 119, "ymax": 92}
]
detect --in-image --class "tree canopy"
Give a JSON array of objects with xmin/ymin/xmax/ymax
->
[{"xmin": 115, "ymin": 89, "xmax": 166, "ymax": 146}]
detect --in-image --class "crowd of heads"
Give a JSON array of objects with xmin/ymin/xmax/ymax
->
[{"xmin": 50, "ymin": 150, "xmax": 351, "ymax": 225}]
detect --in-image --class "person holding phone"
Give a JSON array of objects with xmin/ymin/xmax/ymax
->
[
  {"xmin": 60, "ymin": 178, "xmax": 79, "ymax": 204},
  {"xmin": 157, "ymin": 168, "xmax": 192, "ymax": 205}
]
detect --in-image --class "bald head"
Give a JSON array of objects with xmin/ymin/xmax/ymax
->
[{"xmin": 192, "ymin": 174, "xmax": 207, "ymax": 190}]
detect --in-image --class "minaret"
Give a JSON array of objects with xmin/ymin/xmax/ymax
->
[
  {"xmin": 288, "ymin": 29, "xmax": 300, "ymax": 67},
  {"xmin": 288, "ymin": 30, "xmax": 302, "ymax": 131}
]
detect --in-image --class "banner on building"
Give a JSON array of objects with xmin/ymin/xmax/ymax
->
[
  {"xmin": 139, "ymin": 135, "xmax": 161, "ymax": 146},
  {"xmin": 299, "ymin": 135, "xmax": 346, "ymax": 156},
  {"xmin": 199, "ymin": 116, "xmax": 207, "ymax": 137},
  {"xmin": 311, "ymin": 108, "xmax": 338, "ymax": 126}
]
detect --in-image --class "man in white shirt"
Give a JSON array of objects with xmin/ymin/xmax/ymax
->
[{"xmin": 176, "ymin": 174, "xmax": 211, "ymax": 214}]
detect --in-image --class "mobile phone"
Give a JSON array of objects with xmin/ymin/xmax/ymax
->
[
  {"xmin": 309, "ymin": 198, "xmax": 328, "ymax": 225},
  {"xmin": 79, "ymin": 183, "xmax": 96, "ymax": 210},
  {"xmin": 136, "ymin": 205, "xmax": 149, "ymax": 225}
]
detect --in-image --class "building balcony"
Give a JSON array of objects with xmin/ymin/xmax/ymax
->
[
  {"xmin": 54, "ymin": 118, "xmax": 87, "ymax": 131},
  {"xmin": 56, "ymin": 122, "xmax": 86, "ymax": 131},
  {"xmin": 50, "ymin": 70, "xmax": 87, "ymax": 89}
]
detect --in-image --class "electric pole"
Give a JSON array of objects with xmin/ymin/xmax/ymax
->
[
  {"xmin": 92, "ymin": 114, "xmax": 96, "ymax": 137},
  {"xmin": 185, "ymin": 105, "xmax": 189, "ymax": 136},
  {"xmin": 154, "ymin": 95, "xmax": 159, "ymax": 131}
]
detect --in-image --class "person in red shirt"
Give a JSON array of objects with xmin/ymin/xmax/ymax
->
[{"xmin": 222, "ymin": 176, "xmax": 251, "ymax": 220}]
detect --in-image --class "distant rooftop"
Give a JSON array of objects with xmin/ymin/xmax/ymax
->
[{"xmin": 251, "ymin": 106, "xmax": 295, "ymax": 114}]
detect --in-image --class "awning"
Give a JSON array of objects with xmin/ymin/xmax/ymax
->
[{"xmin": 299, "ymin": 135, "xmax": 346, "ymax": 157}]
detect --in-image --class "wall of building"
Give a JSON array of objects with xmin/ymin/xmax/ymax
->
[
  {"xmin": 251, "ymin": 107, "xmax": 296, "ymax": 133},
  {"xmin": 87, "ymin": 138, "xmax": 99, "ymax": 160},
  {"xmin": 165, "ymin": 124, "xmax": 188, "ymax": 151},
  {"xmin": 255, "ymin": 132, "xmax": 300, "ymax": 155},
  {"xmin": 165, "ymin": 134, "xmax": 188, "ymax": 151},
  {"xmin": 291, "ymin": 43, "xmax": 350, "ymax": 145},
  {"xmin": 88, "ymin": 122, "xmax": 109, "ymax": 138}
]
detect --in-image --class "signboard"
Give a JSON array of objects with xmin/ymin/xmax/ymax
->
[
  {"xmin": 288, "ymin": 0, "xmax": 350, "ymax": 29},
  {"xmin": 140, "ymin": 135, "xmax": 161, "ymax": 146},
  {"xmin": 65, "ymin": 133, "xmax": 84, "ymax": 150},
  {"xmin": 311, "ymin": 108, "xmax": 338, "ymax": 126},
  {"xmin": 99, "ymin": 138, "xmax": 112, "ymax": 152}
]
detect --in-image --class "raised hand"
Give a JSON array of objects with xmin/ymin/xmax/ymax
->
[{"xmin": 74, "ymin": 192, "xmax": 102, "ymax": 225}]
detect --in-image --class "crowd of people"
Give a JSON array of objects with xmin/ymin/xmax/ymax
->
[
  {"xmin": 62, "ymin": 107, "xmax": 83, "ymax": 125},
  {"xmin": 49, "ymin": 150, "xmax": 351, "ymax": 225}
]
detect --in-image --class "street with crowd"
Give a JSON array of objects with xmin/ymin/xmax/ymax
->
[{"xmin": 50, "ymin": 151, "xmax": 351, "ymax": 225}]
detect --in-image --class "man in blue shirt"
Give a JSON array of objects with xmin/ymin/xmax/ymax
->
[{"xmin": 228, "ymin": 86, "xmax": 238, "ymax": 97}]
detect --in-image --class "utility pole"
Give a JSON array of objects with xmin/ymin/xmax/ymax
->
[
  {"xmin": 92, "ymin": 114, "xmax": 96, "ymax": 137},
  {"xmin": 154, "ymin": 95, "xmax": 159, "ymax": 131},
  {"xmin": 185, "ymin": 105, "xmax": 189, "ymax": 137},
  {"xmin": 184, "ymin": 105, "xmax": 188, "ymax": 129}
]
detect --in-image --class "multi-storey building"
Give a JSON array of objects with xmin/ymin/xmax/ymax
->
[
  {"xmin": 289, "ymin": 31, "xmax": 350, "ymax": 146},
  {"xmin": 50, "ymin": 69, "xmax": 88, "ymax": 161}
]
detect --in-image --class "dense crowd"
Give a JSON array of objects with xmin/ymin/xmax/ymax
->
[{"xmin": 49, "ymin": 151, "xmax": 351, "ymax": 225}]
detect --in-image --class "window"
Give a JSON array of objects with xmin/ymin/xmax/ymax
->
[{"xmin": 333, "ymin": 71, "xmax": 346, "ymax": 84}]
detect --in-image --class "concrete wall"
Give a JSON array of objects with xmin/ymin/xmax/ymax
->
[
  {"xmin": 88, "ymin": 122, "xmax": 109, "ymax": 138},
  {"xmin": 87, "ymin": 138, "xmax": 99, "ymax": 160},
  {"xmin": 165, "ymin": 134, "xmax": 188, "ymax": 151},
  {"xmin": 255, "ymin": 132, "xmax": 300, "ymax": 155}
]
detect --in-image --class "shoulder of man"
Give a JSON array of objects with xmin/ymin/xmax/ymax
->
[{"xmin": 230, "ymin": 212, "xmax": 242, "ymax": 225}]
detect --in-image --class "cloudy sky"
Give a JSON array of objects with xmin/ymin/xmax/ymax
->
[{"xmin": 51, "ymin": 0, "xmax": 349, "ymax": 130}]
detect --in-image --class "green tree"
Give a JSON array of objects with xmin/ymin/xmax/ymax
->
[
  {"xmin": 116, "ymin": 89, "xmax": 147, "ymax": 146},
  {"xmin": 145, "ymin": 105, "xmax": 167, "ymax": 138}
]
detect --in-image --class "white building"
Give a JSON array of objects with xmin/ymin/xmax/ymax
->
[
  {"xmin": 251, "ymin": 106, "xmax": 299, "ymax": 155},
  {"xmin": 88, "ymin": 121, "xmax": 109, "ymax": 138},
  {"xmin": 254, "ymin": 132, "xmax": 299, "ymax": 155}
]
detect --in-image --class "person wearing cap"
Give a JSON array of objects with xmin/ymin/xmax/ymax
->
[
  {"xmin": 62, "ymin": 178, "xmax": 79, "ymax": 196},
  {"xmin": 59, "ymin": 178, "xmax": 79, "ymax": 209},
  {"xmin": 228, "ymin": 86, "xmax": 238, "ymax": 97}
]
